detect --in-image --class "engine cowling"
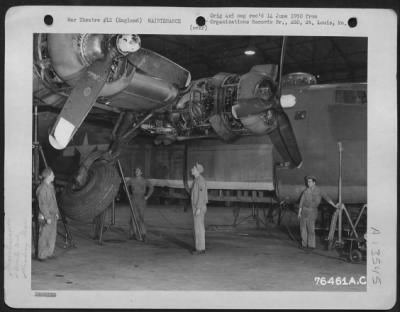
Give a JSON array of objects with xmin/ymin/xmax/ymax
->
[{"xmin": 46, "ymin": 33, "xmax": 136, "ymax": 97}]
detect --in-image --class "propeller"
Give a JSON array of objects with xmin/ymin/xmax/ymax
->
[
  {"xmin": 49, "ymin": 49, "xmax": 116, "ymax": 149},
  {"xmin": 269, "ymin": 36, "xmax": 302, "ymax": 167},
  {"xmin": 231, "ymin": 37, "xmax": 302, "ymax": 168},
  {"xmin": 48, "ymin": 34, "xmax": 191, "ymax": 150},
  {"xmin": 269, "ymin": 103, "xmax": 302, "ymax": 167}
]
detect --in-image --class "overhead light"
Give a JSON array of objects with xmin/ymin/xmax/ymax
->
[
  {"xmin": 244, "ymin": 38, "xmax": 257, "ymax": 55},
  {"xmin": 244, "ymin": 47, "xmax": 256, "ymax": 56}
]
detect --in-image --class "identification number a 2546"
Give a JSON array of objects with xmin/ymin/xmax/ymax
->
[{"xmin": 314, "ymin": 276, "xmax": 366, "ymax": 286}]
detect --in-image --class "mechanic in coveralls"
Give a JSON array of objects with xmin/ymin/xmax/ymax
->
[
  {"xmin": 298, "ymin": 175, "xmax": 338, "ymax": 249},
  {"xmin": 190, "ymin": 163, "xmax": 208, "ymax": 255},
  {"xmin": 36, "ymin": 167, "xmax": 59, "ymax": 260},
  {"xmin": 128, "ymin": 167, "xmax": 154, "ymax": 241}
]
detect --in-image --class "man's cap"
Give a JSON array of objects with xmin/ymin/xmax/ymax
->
[
  {"xmin": 195, "ymin": 163, "xmax": 204, "ymax": 174},
  {"xmin": 40, "ymin": 167, "xmax": 53, "ymax": 179},
  {"xmin": 305, "ymin": 175, "xmax": 317, "ymax": 182}
]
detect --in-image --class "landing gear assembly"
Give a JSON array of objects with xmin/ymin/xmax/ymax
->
[{"xmin": 58, "ymin": 112, "xmax": 150, "ymax": 242}]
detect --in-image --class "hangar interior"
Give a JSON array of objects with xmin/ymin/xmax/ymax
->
[{"xmin": 32, "ymin": 34, "xmax": 367, "ymax": 291}]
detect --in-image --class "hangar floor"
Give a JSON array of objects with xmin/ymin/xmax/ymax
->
[{"xmin": 31, "ymin": 203, "xmax": 366, "ymax": 291}]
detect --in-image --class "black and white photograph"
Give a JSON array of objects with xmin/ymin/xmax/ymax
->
[{"xmin": 4, "ymin": 6, "xmax": 397, "ymax": 309}]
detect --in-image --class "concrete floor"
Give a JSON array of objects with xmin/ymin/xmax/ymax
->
[{"xmin": 31, "ymin": 203, "xmax": 366, "ymax": 291}]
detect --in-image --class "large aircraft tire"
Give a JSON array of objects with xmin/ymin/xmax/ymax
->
[{"xmin": 60, "ymin": 161, "xmax": 121, "ymax": 222}]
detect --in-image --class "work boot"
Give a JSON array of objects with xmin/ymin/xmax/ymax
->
[{"xmin": 138, "ymin": 235, "xmax": 146, "ymax": 242}]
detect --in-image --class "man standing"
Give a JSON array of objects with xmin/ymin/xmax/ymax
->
[
  {"xmin": 190, "ymin": 163, "xmax": 208, "ymax": 255},
  {"xmin": 298, "ymin": 175, "xmax": 337, "ymax": 249},
  {"xmin": 128, "ymin": 167, "xmax": 153, "ymax": 241},
  {"xmin": 36, "ymin": 168, "xmax": 59, "ymax": 260}
]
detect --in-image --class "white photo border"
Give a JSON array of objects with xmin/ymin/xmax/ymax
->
[{"xmin": 4, "ymin": 6, "xmax": 398, "ymax": 309}]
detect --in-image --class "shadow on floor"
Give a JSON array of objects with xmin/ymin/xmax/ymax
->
[{"xmin": 149, "ymin": 229, "xmax": 193, "ymax": 251}]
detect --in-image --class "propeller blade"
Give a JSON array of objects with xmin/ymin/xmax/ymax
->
[
  {"xmin": 128, "ymin": 48, "xmax": 191, "ymax": 88},
  {"xmin": 273, "ymin": 110, "xmax": 302, "ymax": 167},
  {"xmin": 268, "ymin": 128, "xmax": 292, "ymax": 165},
  {"xmin": 277, "ymin": 36, "xmax": 287, "ymax": 95},
  {"xmin": 270, "ymin": 36, "xmax": 302, "ymax": 168},
  {"xmin": 49, "ymin": 53, "xmax": 114, "ymax": 149}
]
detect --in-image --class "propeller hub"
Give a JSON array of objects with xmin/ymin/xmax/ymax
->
[{"xmin": 116, "ymin": 34, "xmax": 141, "ymax": 54}]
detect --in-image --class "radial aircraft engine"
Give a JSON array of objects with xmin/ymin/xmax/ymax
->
[{"xmin": 33, "ymin": 33, "xmax": 301, "ymax": 222}]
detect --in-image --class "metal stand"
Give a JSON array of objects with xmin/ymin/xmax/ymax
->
[
  {"xmin": 233, "ymin": 203, "xmax": 266, "ymax": 228},
  {"xmin": 327, "ymin": 203, "xmax": 360, "ymax": 249},
  {"xmin": 350, "ymin": 204, "xmax": 367, "ymax": 237},
  {"xmin": 93, "ymin": 199, "xmax": 128, "ymax": 245},
  {"xmin": 116, "ymin": 160, "xmax": 144, "ymax": 241},
  {"xmin": 93, "ymin": 208, "xmax": 108, "ymax": 245},
  {"xmin": 32, "ymin": 105, "xmax": 75, "ymax": 257},
  {"xmin": 327, "ymin": 142, "xmax": 363, "ymax": 250},
  {"xmin": 58, "ymin": 207, "xmax": 76, "ymax": 249},
  {"xmin": 90, "ymin": 111, "xmax": 147, "ymax": 244}
]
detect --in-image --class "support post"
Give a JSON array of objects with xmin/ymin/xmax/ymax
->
[
  {"xmin": 38, "ymin": 145, "xmax": 48, "ymax": 168},
  {"xmin": 337, "ymin": 142, "xmax": 344, "ymax": 245},
  {"xmin": 59, "ymin": 207, "xmax": 75, "ymax": 248},
  {"xmin": 98, "ymin": 210, "xmax": 107, "ymax": 245},
  {"xmin": 116, "ymin": 160, "xmax": 143, "ymax": 241},
  {"xmin": 32, "ymin": 105, "xmax": 40, "ymax": 259},
  {"xmin": 342, "ymin": 204, "xmax": 359, "ymax": 239},
  {"xmin": 111, "ymin": 199, "xmax": 116, "ymax": 225},
  {"xmin": 328, "ymin": 142, "xmax": 344, "ymax": 250},
  {"xmin": 351, "ymin": 204, "xmax": 367, "ymax": 236},
  {"xmin": 338, "ymin": 206, "xmax": 343, "ymax": 244}
]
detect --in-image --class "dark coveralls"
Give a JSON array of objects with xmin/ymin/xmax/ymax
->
[
  {"xmin": 299, "ymin": 186, "xmax": 332, "ymax": 248},
  {"xmin": 36, "ymin": 182, "xmax": 59, "ymax": 259},
  {"xmin": 191, "ymin": 175, "xmax": 208, "ymax": 251},
  {"xmin": 128, "ymin": 177, "xmax": 154, "ymax": 237}
]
